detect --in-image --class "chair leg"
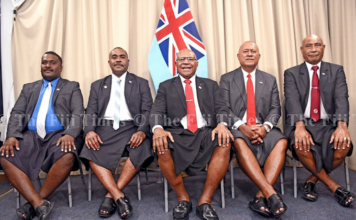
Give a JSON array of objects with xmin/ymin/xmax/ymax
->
[
  {"xmin": 88, "ymin": 167, "xmax": 92, "ymax": 201},
  {"xmin": 344, "ymin": 158, "xmax": 350, "ymax": 191},
  {"xmin": 164, "ymin": 177, "xmax": 168, "ymax": 213},
  {"xmin": 280, "ymin": 172, "xmax": 284, "ymax": 195},
  {"xmin": 145, "ymin": 168, "xmax": 149, "ymax": 185},
  {"xmin": 230, "ymin": 161, "xmax": 235, "ymax": 199},
  {"xmin": 79, "ymin": 161, "xmax": 87, "ymax": 191},
  {"xmin": 68, "ymin": 176, "xmax": 72, "ymax": 207},
  {"xmin": 137, "ymin": 172, "xmax": 141, "ymax": 201},
  {"xmin": 15, "ymin": 188, "xmax": 20, "ymax": 209},
  {"xmin": 220, "ymin": 179, "xmax": 225, "ymax": 209},
  {"xmin": 293, "ymin": 159, "xmax": 297, "ymax": 198}
]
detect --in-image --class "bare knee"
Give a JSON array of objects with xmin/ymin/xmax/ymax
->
[
  {"xmin": 233, "ymin": 138, "xmax": 247, "ymax": 151},
  {"xmin": 214, "ymin": 143, "xmax": 231, "ymax": 158},
  {"xmin": 59, "ymin": 153, "xmax": 75, "ymax": 167},
  {"xmin": 157, "ymin": 151, "xmax": 173, "ymax": 163},
  {"xmin": 275, "ymin": 139, "xmax": 288, "ymax": 152},
  {"xmin": 333, "ymin": 148, "xmax": 350, "ymax": 161}
]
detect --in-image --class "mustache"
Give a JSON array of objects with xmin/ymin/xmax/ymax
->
[{"xmin": 43, "ymin": 68, "xmax": 53, "ymax": 72}]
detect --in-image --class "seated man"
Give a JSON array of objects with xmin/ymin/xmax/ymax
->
[
  {"xmin": 0, "ymin": 51, "xmax": 84, "ymax": 220},
  {"xmin": 150, "ymin": 49, "xmax": 232, "ymax": 220},
  {"xmin": 80, "ymin": 47, "xmax": 153, "ymax": 219},
  {"xmin": 220, "ymin": 41, "xmax": 288, "ymax": 217},
  {"xmin": 284, "ymin": 34, "xmax": 355, "ymax": 206}
]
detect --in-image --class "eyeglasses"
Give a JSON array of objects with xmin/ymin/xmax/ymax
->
[{"xmin": 176, "ymin": 57, "xmax": 197, "ymax": 62}]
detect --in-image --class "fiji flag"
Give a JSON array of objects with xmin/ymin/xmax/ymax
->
[{"xmin": 148, "ymin": 0, "xmax": 208, "ymax": 91}]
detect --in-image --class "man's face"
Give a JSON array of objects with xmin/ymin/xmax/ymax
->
[
  {"xmin": 41, "ymin": 54, "xmax": 62, "ymax": 81},
  {"xmin": 175, "ymin": 49, "xmax": 198, "ymax": 79},
  {"xmin": 237, "ymin": 42, "xmax": 260, "ymax": 69},
  {"xmin": 108, "ymin": 48, "xmax": 129, "ymax": 75},
  {"xmin": 300, "ymin": 35, "xmax": 325, "ymax": 65}
]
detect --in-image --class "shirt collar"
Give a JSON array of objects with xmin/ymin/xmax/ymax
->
[
  {"xmin": 43, "ymin": 77, "xmax": 60, "ymax": 88},
  {"xmin": 305, "ymin": 61, "xmax": 321, "ymax": 72},
  {"xmin": 179, "ymin": 74, "xmax": 196, "ymax": 85},
  {"xmin": 241, "ymin": 68, "xmax": 256, "ymax": 79},
  {"xmin": 112, "ymin": 71, "xmax": 127, "ymax": 84}
]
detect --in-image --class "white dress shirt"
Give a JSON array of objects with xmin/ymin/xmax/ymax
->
[
  {"xmin": 304, "ymin": 62, "xmax": 328, "ymax": 120},
  {"xmin": 103, "ymin": 72, "xmax": 133, "ymax": 121},
  {"xmin": 232, "ymin": 68, "xmax": 273, "ymax": 130},
  {"xmin": 152, "ymin": 74, "xmax": 207, "ymax": 133}
]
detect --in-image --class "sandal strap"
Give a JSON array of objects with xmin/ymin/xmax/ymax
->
[
  {"xmin": 35, "ymin": 200, "xmax": 53, "ymax": 220},
  {"xmin": 334, "ymin": 187, "xmax": 355, "ymax": 206},
  {"xmin": 116, "ymin": 194, "xmax": 132, "ymax": 219},
  {"xmin": 99, "ymin": 197, "xmax": 117, "ymax": 212},
  {"xmin": 267, "ymin": 194, "xmax": 286, "ymax": 215},
  {"xmin": 16, "ymin": 202, "xmax": 35, "ymax": 220}
]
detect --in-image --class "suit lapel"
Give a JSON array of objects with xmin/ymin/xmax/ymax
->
[
  {"xmin": 124, "ymin": 72, "xmax": 134, "ymax": 107},
  {"xmin": 254, "ymin": 70, "xmax": 265, "ymax": 107},
  {"xmin": 233, "ymin": 68, "xmax": 246, "ymax": 106},
  {"xmin": 173, "ymin": 77, "xmax": 187, "ymax": 111},
  {"xmin": 319, "ymin": 61, "xmax": 328, "ymax": 104},
  {"xmin": 101, "ymin": 75, "xmax": 112, "ymax": 115},
  {"xmin": 52, "ymin": 78, "xmax": 66, "ymax": 104},
  {"xmin": 196, "ymin": 77, "xmax": 204, "ymax": 114},
  {"xmin": 300, "ymin": 62, "xmax": 310, "ymax": 107},
  {"xmin": 29, "ymin": 80, "xmax": 43, "ymax": 115}
]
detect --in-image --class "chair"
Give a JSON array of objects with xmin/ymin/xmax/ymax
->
[
  {"xmin": 163, "ymin": 170, "xmax": 226, "ymax": 213},
  {"xmin": 282, "ymin": 98, "xmax": 350, "ymax": 198},
  {"xmin": 87, "ymin": 157, "xmax": 147, "ymax": 201}
]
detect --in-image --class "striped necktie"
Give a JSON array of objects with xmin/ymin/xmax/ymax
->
[{"xmin": 36, "ymin": 82, "xmax": 52, "ymax": 138}]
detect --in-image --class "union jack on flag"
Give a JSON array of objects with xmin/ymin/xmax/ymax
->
[{"xmin": 149, "ymin": 0, "xmax": 208, "ymax": 91}]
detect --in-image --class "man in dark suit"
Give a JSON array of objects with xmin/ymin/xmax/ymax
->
[
  {"xmin": 80, "ymin": 47, "xmax": 153, "ymax": 219},
  {"xmin": 220, "ymin": 41, "xmax": 288, "ymax": 217},
  {"xmin": 150, "ymin": 49, "xmax": 232, "ymax": 220},
  {"xmin": 284, "ymin": 34, "xmax": 354, "ymax": 206},
  {"xmin": 0, "ymin": 51, "xmax": 84, "ymax": 220}
]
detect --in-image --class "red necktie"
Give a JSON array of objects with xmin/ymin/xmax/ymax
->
[
  {"xmin": 184, "ymin": 80, "xmax": 198, "ymax": 133},
  {"xmin": 246, "ymin": 74, "xmax": 256, "ymax": 125},
  {"xmin": 310, "ymin": 66, "xmax": 320, "ymax": 122}
]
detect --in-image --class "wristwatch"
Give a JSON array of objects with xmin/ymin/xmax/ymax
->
[{"xmin": 263, "ymin": 124, "xmax": 271, "ymax": 133}]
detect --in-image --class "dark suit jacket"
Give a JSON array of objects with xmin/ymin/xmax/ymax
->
[
  {"xmin": 220, "ymin": 67, "xmax": 281, "ymax": 128},
  {"xmin": 7, "ymin": 78, "xmax": 84, "ymax": 139},
  {"xmin": 149, "ymin": 76, "xmax": 228, "ymax": 134},
  {"xmin": 284, "ymin": 61, "xmax": 349, "ymax": 137},
  {"xmin": 84, "ymin": 72, "xmax": 153, "ymax": 137}
]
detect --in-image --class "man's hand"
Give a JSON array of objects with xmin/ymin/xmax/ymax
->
[
  {"xmin": 129, "ymin": 131, "xmax": 146, "ymax": 148},
  {"xmin": 251, "ymin": 125, "xmax": 267, "ymax": 144},
  {"xmin": 211, "ymin": 123, "xmax": 234, "ymax": 147},
  {"xmin": 239, "ymin": 124, "xmax": 263, "ymax": 144},
  {"xmin": 57, "ymin": 135, "xmax": 76, "ymax": 152},
  {"xmin": 0, "ymin": 137, "xmax": 19, "ymax": 157},
  {"xmin": 294, "ymin": 121, "xmax": 314, "ymax": 152},
  {"xmin": 85, "ymin": 131, "xmax": 103, "ymax": 151},
  {"xmin": 330, "ymin": 121, "xmax": 350, "ymax": 150},
  {"xmin": 152, "ymin": 128, "xmax": 174, "ymax": 155}
]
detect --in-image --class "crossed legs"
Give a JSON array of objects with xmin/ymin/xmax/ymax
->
[
  {"xmin": 234, "ymin": 138, "xmax": 288, "ymax": 213},
  {"xmin": 294, "ymin": 145, "xmax": 353, "ymax": 204},
  {"xmin": 89, "ymin": 158, "xmax": 140, "ymax": 215},
  {"xmin": 158, "ymin": 144, "xmax": 231, "ymax": 205},
  {"xmin": 0, "ymin": 153, "xmax": 75, "ymax": 212}
]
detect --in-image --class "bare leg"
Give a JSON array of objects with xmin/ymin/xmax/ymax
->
[
  {"xmin": 39, "ymin": 153, "xmax": 75, "ymax": 199},
  {"xmin": 104, "ymin": 158, "xmax": 141, "ymax": 198},
  {"xmin": 255, "ymin": 139, "xmax": 287, "ymax": 198},
  {"xmin": 158, "ymin": 150, "xmax": 190, "ymax": 202},
  {"xmin": 198, "ymin": 144, "xmax": 231, "ymax": 205},
  {"xmin": 234, "ymin": 138, "xmax": 276, "ymax": 199},
  {"xmin": 0, "ymin": 158, "xmax": 43, "ymax": 208}
]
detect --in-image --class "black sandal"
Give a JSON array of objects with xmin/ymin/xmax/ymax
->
[
  {"xmin": 116, "ymin": 194, "xmax": 132, "ymax": 219},
  {"xmin": 267, "ymin": 194, "xmax": 287, "ymax": 218},
  {"xmin": 35, "ymin": 200, "xmax": 54, "ymax": 220},
  {"xmin": 98, "ymin": 197, "xmax": 117, "ymax": 218},
  {"xmin": 248, "ymin": 196, "xmax": 269, "ymax": 217},
  {"xmin": 334, "ymin": 187, "xmax": 355, "ymax": 207},
  {"xmin": 16, "ymin": 202, "xmax": 35, "ymax": 220},
  {"xmin": 302, "ymin": 181, "xmax": 317, "ymax": 202}
]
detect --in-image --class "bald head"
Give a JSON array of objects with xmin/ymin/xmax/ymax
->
[
  {"xmin": 175, "ymin": 48, "xmax": 198, "ymax": 79},
  {"xmin": 300, "ymin": 34, "xmax": 325, "ymax": 65},
  {"xmin": 237, "ymin": 41, "xmax": 261, "ymax": 73}
]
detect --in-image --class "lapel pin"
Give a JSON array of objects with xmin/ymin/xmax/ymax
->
[
  {"xmin": 129, "ymin": 80, "xmax": 132, "ymax": 83},
  {"xmin": 259, "ymin": 81, "xmax": 263, "ymax": 84},
  {"xmin": 199, "ymin": 86, "xmax": 202, "ymax": 89},
  {"xmin": 56, "ymin": 88, "xmax": 60, "ymax": 91},
  {"xmin": 104, "ymin": 85, "xmax": 107, "ymax": 89},
  {"xmin": 322, "ymin": 72, "xmax": 325, "ymax": 76}
]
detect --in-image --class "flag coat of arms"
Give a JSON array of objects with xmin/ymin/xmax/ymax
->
[{"xmin": 148, "ymin": 0, "xmax": 208, "ymax": 91}]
